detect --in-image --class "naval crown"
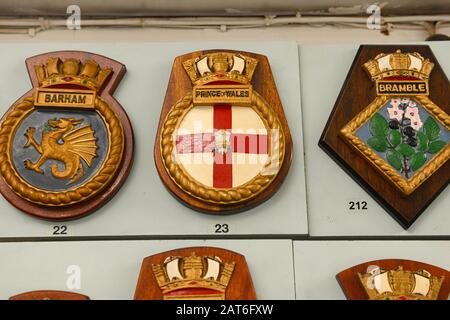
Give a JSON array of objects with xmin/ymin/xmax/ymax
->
[
  {"xmin": 363, "ymin": 50, "xmax": 434, "ymax": 81},
  {"xmin": 34, "ymin": 57, "xmax": 112, "ymax": 91},
  {"xmin": 152, "ymin": 252, "xmax": 236, "ymax": 299},
  {"xmin": 183, "ymin": 52, "xmax": 258, "ymax": 85},
  {"xmin": 358, "ymin": 265, "xmax": 444, "ymax": 300}
]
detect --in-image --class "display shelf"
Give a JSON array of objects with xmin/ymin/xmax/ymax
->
[
  {"xmin": 0, "ymin": 41, "xmax": 448, "ymax": 301},
  {"xmin": 0, "ymin": 239, "xmax": 295, "ymax": 300},
  {"xmin": 300, "ymin": 42, "xmax": 450, "ymax": 237},
  {"xmin": 294, "ymin": 240, "xmax": 450, "ymax": 300},
  {"xmin": 0, "ymin": 42, "xmax": 307, "ymax": 239}
]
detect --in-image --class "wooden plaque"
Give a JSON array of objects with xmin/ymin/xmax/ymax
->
[
  {"xmin": 154, "ymin": 49, "xmax": 293, "ymax": 214},
  {"xmin": 319, "ymin": 45, "xmax": 450, "ymax": 228},
  {"xmin": 337, "ymin": 259, "xmax": 450, "ymax": 300},
  {"xmin": 9, "ymin": 290, "xmax": 90, "ymax": 300},
  {"xmin": 134, "ymin": 246, "xmax": 256, "ymax": 300},
  {"xmin": 0, "ymin": 51, "xmax": 134, "ymax": 220}
]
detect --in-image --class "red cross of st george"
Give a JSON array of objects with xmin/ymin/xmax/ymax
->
[{"xmin": 176, "ymin": 104, "xmax": 268, "ymax": 188}]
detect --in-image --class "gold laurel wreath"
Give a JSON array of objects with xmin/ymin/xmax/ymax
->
[
  {"xmin": 340, "ymin": 95, "xmax": 450, "ymax": 195},
  {"xmin": 0, "ymin": 95, "xmax": 125, "ymax": 206},
  {"xmin": 160, "ymin": 91, "xmax": 285, "ymax": 204}
]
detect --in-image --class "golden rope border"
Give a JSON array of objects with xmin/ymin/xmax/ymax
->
[
  {"xmin": 160, "ymin": 90, "xmax": 285, "ymax": 204},
  {"xmin": 0, "ymin": 95, "xmax": 125, "ymax": 206},
  {"xmin": 340, "ymin": 95, "xmax": 450, "ymax": 195}
]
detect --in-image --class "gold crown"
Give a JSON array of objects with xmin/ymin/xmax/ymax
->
[
  {"xmin": 34, "ymin": 57, "xmax": 112, "ymax": 91},
  {"xmin": 363, "ymin": 50, "xmax": 434, "ymax": 81},
  {"xmin": 152, "ymin": 252, "xmax": 235, "ymax": 300},
  {"xmin": 183, "ymin": 52, "xmax": 258, "ymax": 85},
  {"xmin": 358, "ymin": 266, "xmax": 444, "ymax": 300}
]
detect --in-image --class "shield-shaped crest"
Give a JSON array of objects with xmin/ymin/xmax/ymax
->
[
  {"xmin": 134, "ymin": 246, "xmax": 256, "ymax": 300},
  {"xmin": 0, "ymin": 51, "xmax": 134, "ymax": 220},
  {"xmin": 337, "ymin": 259, "xmax": 450, "ymax": 300},
  {"xmin": 155, "ymin": 50, "xmax": 292, "ymax": 213}
]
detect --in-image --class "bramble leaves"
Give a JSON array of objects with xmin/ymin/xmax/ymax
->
[
  {"xmin": 428, "ymin": 140, "xmax": 447, "ymax": 154},
  {"xmin": 388, "ymin": 130, "xmax": 401, "ymax": 147},
  {"xmin": 423, "ymin": 117, "xmax": 440, "ymax": 141},
  {"xmin": 398, "ymin": 143, "xmax": 415, "ymax": 157},
  {"xmin": 367, "ymin": 136, "xmax": 388, "ymax": 152},
  {"xmin": 416, "ymin": 131, "xmax": 428, "ymax": 152},
  {"xmin": 386, "ymin": 149, "xmax": 403, "ymax": 171},
  {"xmin": 410, "ymin": 152, "xmax": 427, "ymax": 171},
  {"xmin": 369, "ymin": 113, "xmax": 389, "ymax": 137},
  {"xmin": 366, "ymin": 109, "xmax": 447, "ymax": 178}
]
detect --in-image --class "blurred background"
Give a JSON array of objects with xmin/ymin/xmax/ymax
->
[{"xmin": 0, "ymin": 1, "xmax": 449, "ymax": 43}]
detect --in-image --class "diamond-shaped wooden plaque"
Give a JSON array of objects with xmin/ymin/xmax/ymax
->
[{"xmin": 319, "ymin": 45, "xmax": 450, "ymax": 229}]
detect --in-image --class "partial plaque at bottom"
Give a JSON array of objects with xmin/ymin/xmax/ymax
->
[
  {"xmin": 9, "ymin": 290, "xmax": 90, "ymax": 300},
  {"xmin": 337, "ymin": 259, "xmax": 450, "ymax": 300},
  {"xmin": 134, "ymin": 246, "xmax": 256, "ymax": 300}
]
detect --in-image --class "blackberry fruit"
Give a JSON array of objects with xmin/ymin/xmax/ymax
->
[
  {"xmin": 407, "ymin": 137, "xmax": 418, "ymax": 147},
  {"xmin": 403, "ymin": 126, "xmax": 415, "ymax": 137},
  {"xmin": 389, "ymin": 120, "xmax": 399, "ymax": 129}
]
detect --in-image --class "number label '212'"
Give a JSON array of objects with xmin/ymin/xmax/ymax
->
[{"xmin": 348, "ymin": 201, "xmax": 368, "ymax": 211}]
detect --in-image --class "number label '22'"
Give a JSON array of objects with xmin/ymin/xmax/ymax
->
[{"xmin": 53, "ymin": 225, "xmax": 68, "ymax": 235}]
